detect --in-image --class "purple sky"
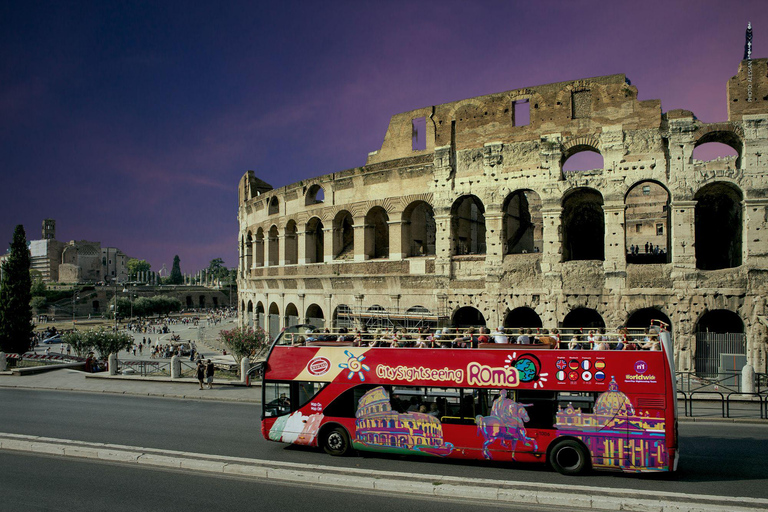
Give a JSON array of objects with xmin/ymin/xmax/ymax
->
[{"xmin": 1, "ymin": 1, "xmax": 766, "ymax": 274}]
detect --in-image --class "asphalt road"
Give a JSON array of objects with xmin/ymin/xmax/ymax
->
[
  {"xmin": 1, "ymin": 389, "xmax": 767, "ymax": 501},
  {"xmin": 1, "ymin": 451, "xmax": 556, "ymax": 512}
]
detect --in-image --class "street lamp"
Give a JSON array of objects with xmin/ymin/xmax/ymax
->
[
  {"xmin": 123, "ymin": 286, "xmax": 134, "ymax": 321},
  {"xmin": 72, "ymin": 290, "xmax": 80, "ymax": 326}
]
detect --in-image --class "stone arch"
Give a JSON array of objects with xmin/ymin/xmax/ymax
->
[
  {"xmin": 333, "ymin": 304, "xmax": 354, "ymax": 330},
  {"xmin": 693, "ymin": 128, "xmax": 743, "ymax": 168},
  {"xmin": 267, "ymin": 225, "xmax": 279, "ymax": 266},
  {"xmin": 625, "ymin": 180, "xmax": 671, "ymax": 264},
  {"xmin": 694, "ymin": 309, "xmax": 745, "ymax": 377},
  {"xmin": 626, "ymin": 307, "xmax": 672, "ymax": 330},
  {"xmin": 402, "ymin": 200, "xmax": 436, "ymax": 257},
  {"xmin": 306, "ymin": 184, "xmax": 325, "ymax": 205},
  {"xmin": 268, "ymin": 196, "xmax": 279, "ymax": 215},
  {"xmin": 694, "ymin": 182, "xmax": 743, "ymax": 270},
  {"xmin": 451, "ymin": 195, "xmax": 486, "ymax": 255},
  {"xmin": 561, "ymin": 136, "xmax": 603, "ymax": 174},
  {"xmin": 284, "ymin": 220, "xmax": 298, "ymax": 265},
  {"xmin": 503, "ymin": 189, "xmax": 543, "ymax": 254},
  {"xmin": 306, "ymin": 303, "xmax": 325, "ymax": 328},
  {"xmin": 562, "ymin": 307, "xmax": 605, "ymax": 329},
  {"xmin": 562, "ymin": 188, "xmax": 604, "ymax": 261},
  {"xmin": 244, "ymin": 231, "xmax": 253, "ymax": 274},
  {"xmin": 452, "ymin": 306, "xmax": 486, "ymax": 328},
  {"xmin": 268, "ymin": 302, "xmax": 280, "ymax": 338},
  {"xmin": 365, "ymin": 206, "xmax": 389, "ymax": 259},
  {"xmin": 333, "ymin": 210, "xmax": 355, "ymax": 260},
  {"xmin": 254, "ymin": 228, "xmax": 265, "ymax": 267},
  {"xmin": 186, "ymin": 295, "xmax": 193, "ymax": 307},
  {"xmin": 305, "ymin": 217, "xmax": 325, "ymax": 264},
  {"xmin": 256, "ymin": 302, "xmax": 265, "ymax": 330},
  {"xmin": 284, "ymin": 303, "xmax": 299, "ymax": 328},
  {"xmin": 503, "ymin": 307, "xmax": 543, "ymax": 329}
]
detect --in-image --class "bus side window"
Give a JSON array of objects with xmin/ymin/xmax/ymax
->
[
  {"xmin": 557, "ymin": 392, "xmax": 596, "ymax": 414},
  {"xmin": 324, "ymin": 385, "xmax": 377, "ymax": 418},
  {"xmin": 264, "ymin": 381, "xmax": 292, "ymax": 417},
  {"xmin": 516, "ymin": 390, "xmax": 556, "ymax": 429},
  {"xmin": 296, "ymin": 381, "xmax": 326, "ymax": 409}
]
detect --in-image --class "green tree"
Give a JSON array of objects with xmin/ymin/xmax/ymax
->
[
  {"xmin": 218, "ymin": 326, "xmax": 269, "ymax": 367},
  {"xmin": 30, "ymin": 270, "xmax": 46, "ymax": 296},
  {"xmin": 61, "ymin": 330, "xmax": 94, "ymax": 357},
  {"xmin": 89, "ymin": 328, "xmax": 133, "ymax": 360},
  {"xmin": 126, "ymin": 259, "xmax": 151, "ymax": 280},
  {"xmin": 168, "ymin": 255, "xmax": 183, "ymax": 285},
  {"xmin": 30, "ymin": 295, "xmax": 47, "ymax": 314},
  {"xmin": 0, "ymin": 225, "xmax": 33, "ymax": 354}
]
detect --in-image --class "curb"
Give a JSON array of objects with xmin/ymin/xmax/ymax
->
[
  {"xmin": 1, "ymin": 433, "xmax": 767, "ymax": 512},
  {"xmin": 0, "ymin": 385, "xmax": 260, "ymax": 403}
]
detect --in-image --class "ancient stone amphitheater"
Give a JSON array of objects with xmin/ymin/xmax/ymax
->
[{"xmin": 238, "ymin": 59, "xmax": 768, "ymax": 375}]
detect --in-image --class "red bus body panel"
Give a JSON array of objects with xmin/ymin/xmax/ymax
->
[{"xmin": 262, "ymin": 346, "xmax": 675, "ymax": 473}]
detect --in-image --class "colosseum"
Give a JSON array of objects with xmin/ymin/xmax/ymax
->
[{"xmin": 238, "ymin": 57, "xmax": 768, "ymax": 376}]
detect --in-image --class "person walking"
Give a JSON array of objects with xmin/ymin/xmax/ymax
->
[
  {"xmin": 196, "ymin": 360, "xmax": 206, "ymax": 390},
  {"xmin": 205, "ymin": 359, "xmax": 215, "ymax": 389}
]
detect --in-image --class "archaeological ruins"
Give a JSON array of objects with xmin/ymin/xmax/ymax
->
[{"xmin": 237, "ymin": 58, "xmax": 768, "ymax": 376}]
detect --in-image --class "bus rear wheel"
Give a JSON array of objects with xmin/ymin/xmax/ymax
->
[
  {"xmin": 323, "ymin": 427, "xmax": 351, "ymax": 456},
  {"xmin": 549, "ymin": 440, "xmax": 590, "ymax": 476}
]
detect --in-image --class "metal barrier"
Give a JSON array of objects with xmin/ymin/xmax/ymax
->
[
  {"xmin": 676, "ymin": 371, "xmax": 767, "ymax": 420},
  {"xmin": 117, "ymin": 360, "xmax": 171, "ymax": 377}
]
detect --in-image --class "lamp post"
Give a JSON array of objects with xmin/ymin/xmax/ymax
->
[
  {"xmin": 72, "ymin": 290, "xmax": 80, "ymax": 326},
  {"xmin": 123, "ymin": 286, "xmax": 134, "ymax": 321},
  {"xmin": 113, "ymin": 278, "xmax": 118, "ymax": 331}
]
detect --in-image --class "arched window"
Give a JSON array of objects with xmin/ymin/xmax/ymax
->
[
  {"xmin": 695, "ymin": 310, "xmax": 745, "ymax": 377},
  {"xmin": 333, "ymin": 304, "xmax": 354, "ymax": 330},
  {"xmin": 626, "ymin": 308, "xmax": 671, "ymax": 330},
  {"xmin": 365, "ymin": 207, "xmax": 389, "ymax": 259},
  {"xmin": 402, "ymin": 201, "xmax": 436, "ymax": 257},
  {"xmin": 305, "ymin": 218, "xmax": 325, "ymax": 264},
  {"xmin": 694, "ymin": 182, "xmax": 743, "ymax": 270},
  {"xmin": 284, "ymin": 303, "xmax": 299, "ymax": 328},
  {"xmin": 333, "ymin": 210, "xmax": 354, "ymax": 260},
  {"xmin": 503, "ymin": 307, "xmax": 542, "ymax": 329},
  {"xmin": 256, "ymin": 302, "xmax": 265, "ymax": 330},
  {"xmin": 246, "ymin": 300, "xmax": 254, "ymax": 328},
  {"xmin": 562, "ymin": 188, "xmax": 604, "ymax": 261},
  {"xmin": 693, "ymin": 131, "xmax": 742, "ymax": 168},
  {"xmin": 625, "ymin": 181, "xmax": 670, "ymax": 264},
  {"xmin": 284, "ymin": 220, "xmax": 298, "ymax": 265},
  {"xmin": 254, "ymin": 228, "xmax": 265, "ymax": 267},
  {"xmin": 562, "ymin": 150, "xmax": 603, "ymax": 173},
  {"xmin": 452, "ymin": 306, "xmax": 486, "ymax": 328},
  {"xmin": 503, "ymin": 190, "xmax": 543, "ymax": 254},
  {"xmin": 267, "ymin": 225, "xmax": 279, "ymax": 266},
  {"xmin": 244, "ymin": 232, "xmax": 253, "ymax": 274},
  {"xmin": 562, "ymin": 308, "xmax": 605, "ymax": 330},
  {"xmin": 269, "ymin": 302, "xmax": 280, "ymax": 338},
  {"xmin": 451, "ymin": 196, "xmax": 486, "ymax": 255},
  {"xmin": 268, "ymin": 196, "xmax": 279, "ymax": 215},
  {"xmin": 306, "ymin": 184, "xmax": 325, "ymax": 205},
  {"xmin": 306, "ymin": 303, "xmax": 325, "ymax": 328}
]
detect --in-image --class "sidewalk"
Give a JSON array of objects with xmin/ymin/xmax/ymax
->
[{"xmin": 0, "ymin": 368, "xmax": 261, "ymax": 403}]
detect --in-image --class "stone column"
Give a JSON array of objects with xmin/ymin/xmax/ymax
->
[
  {"xmin": 323, "ymin": 227, "xmax": 334, "ymax": 263},
  {"xmin": 670, "ymin": 201, "xmax": 697, "ymax": 270},
  {"xmin": 484, "ymin": 207, "xmax": 504, "ymax": 278},
  {"xmin": 297, "ymin": 230, "xmax": 308, "ymax": 265},
  {"xmin": 387, "ymin": 220, "xmax": 404, "ymax": 261},
  {"xmin": 0, "ymin": 352, "xmax": 6, "ymax": 372},
  {"xmin": 744, "ymin": 198, "xmax": 768, "ymax": 269},
  {"xmin": 171, "ymin": 355, "xmax": 181, "ymax": 379},
  {"xmin": 603, "ymin": 202, "xmax": 627, "ymax": 275},
  {"xmin": 433, "ymin": 208, "xmax": 452, "ymax": 277},
  {"xmin": 353, "ymin": 218, "xmax": 367, "ymax": 262},
  {"xmin": 540, "ymin": 206, "xmax": 562, "ymax": 275},
  {"xmin": 109, "ymin": 353, "xmax": 118, "ymax": 376},
  {"xmin": 241, "ymin": 357, "xmax": 250, "ymax": 385}
]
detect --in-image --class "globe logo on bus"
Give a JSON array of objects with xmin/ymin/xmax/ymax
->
[
  {"xmin": 505, "ymin": 353, "xmax": 547, "ymax": 387},
  {"xmin": 515, "ymin": 358, "xmax": 537, "ymax": 382}
]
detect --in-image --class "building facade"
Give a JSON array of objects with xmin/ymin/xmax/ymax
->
[{"xmin": 237, "ymin": 59, "xmax": 768, "ymax": 375}]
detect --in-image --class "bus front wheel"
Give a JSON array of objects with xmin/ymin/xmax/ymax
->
[
  {"xmin": 323, "ymin": 427, "xmax": 351, "ymax": 456},
  {"xmin": 549, "ymin": 440, "xmax": 590, "ymax": 476}
]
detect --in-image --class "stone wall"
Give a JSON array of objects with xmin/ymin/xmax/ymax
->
[{"xmin": 238, "ymin": 60, "xmax": 768, "ymax": 373}]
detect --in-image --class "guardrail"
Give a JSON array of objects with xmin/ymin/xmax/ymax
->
[{"xmin": 676, "ymin": 371, "xmax": 767, "ymax": 420}]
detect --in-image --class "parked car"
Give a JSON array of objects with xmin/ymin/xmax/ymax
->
[{"xmin": 42, "ymin": 334, "xmax": 62, "ymax": 344}]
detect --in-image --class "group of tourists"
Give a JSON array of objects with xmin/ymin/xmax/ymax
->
[{"xmin": 195, "ymin": 359, "xmax": 216, "ymax": 389}]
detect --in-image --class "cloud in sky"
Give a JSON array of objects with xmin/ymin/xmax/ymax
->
[{"xmin": 1, "ymin": 0, "xmax": 766, "ymax": 272}]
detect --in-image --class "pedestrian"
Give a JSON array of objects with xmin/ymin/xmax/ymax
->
[
  {"xmin": 205, "ymin": 359, "xmax": 215, "ymax": 389},
  {"xmin": 196, "ymin": 360, "xmax": 205, "ymax": 390}
]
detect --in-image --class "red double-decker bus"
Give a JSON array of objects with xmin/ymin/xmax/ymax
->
[{"xmin": 261, "ymin": 325, "xmax": 678, "ymax": 475}]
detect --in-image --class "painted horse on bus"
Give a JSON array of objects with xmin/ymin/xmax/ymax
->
[{"xmin": 476, "ymin": 391, "xmax": 537, "ymax": 459}]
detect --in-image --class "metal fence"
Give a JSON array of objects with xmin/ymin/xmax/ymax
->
[
  {"xmin": 694, "ymin": 332, "xmax": 746, "ymax": 378},
  {"xmin": 676, "ymin": 371, "xmax": 767, "ymax": 420}
]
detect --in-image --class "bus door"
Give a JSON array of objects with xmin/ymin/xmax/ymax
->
[{"xmin": 263, "ymin": 380, "xmax": 327, "ymax": 443}]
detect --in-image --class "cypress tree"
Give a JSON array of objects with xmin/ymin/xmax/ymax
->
[
  {"xmin": 0, "ymin": 225, "xmax": 33, "ymax": 354},
  {"xmin": 169, "ymin": 255, "xmax": 183, "ymax": 285}
]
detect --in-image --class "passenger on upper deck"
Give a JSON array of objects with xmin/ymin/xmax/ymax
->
[
  {"xmin": 516, "ymin": 329, "xmax": 531, "ymax": 344},
  {"xmin": 493, "ymin": 326, "xmax": 508, "ymax": 344}
]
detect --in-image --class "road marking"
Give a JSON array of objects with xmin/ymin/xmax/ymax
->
[{"xmin": 1, "ymin": 432, "xmax": 767, "ymax": 511}]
